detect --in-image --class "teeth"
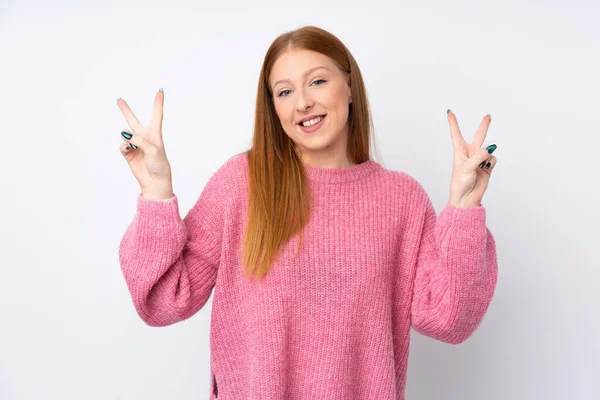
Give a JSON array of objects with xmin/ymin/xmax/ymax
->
[{"xmin": 301, "ymin": 115, "xmax": 324, "ymax": 127}]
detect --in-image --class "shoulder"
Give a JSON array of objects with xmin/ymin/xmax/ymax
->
[
  {"xmin": 193, "ymin": 151, "xmax": 249, "ymax": 204},
  {"xmin": 212, "ymin": 151, "xmax": 248, "ymax": 178},
  {"xmin": 375, "ymin": 166, "xmax": 433, "ymax": 218},
  {"xmin": 204, "ymin": 151, "xmax": 249, "ymax": 193},
  {"xmin": 186, "ymin": 152, "xmax": 249, "ymax": 228},
  {"xmin": 377, "ymin": 166, "xmax": 428, "ymax": 199}
]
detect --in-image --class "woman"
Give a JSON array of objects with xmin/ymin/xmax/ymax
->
[{"xmin": 117, "ymin": 25, "xmax": 498, "ymax": 400}]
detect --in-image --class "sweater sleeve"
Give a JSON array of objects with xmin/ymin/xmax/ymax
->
[
  {"xmin": 118, "ymin": 157, "xmax": 237, "ymax": 327},
  {"xmin": 409, "ymin": 191, "xmax": 498, "ymax": 344}
]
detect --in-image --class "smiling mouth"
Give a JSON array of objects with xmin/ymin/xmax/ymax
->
[{"xmin": 297, "ymin": 114, "xmax": 327, "ymax": 127}]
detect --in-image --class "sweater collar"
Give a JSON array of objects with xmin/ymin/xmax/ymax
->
[{"xmin": 304, "ymin": 160, "xmax": 382, "ymax": 184}]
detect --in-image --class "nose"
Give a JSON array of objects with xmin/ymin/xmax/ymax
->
[{"xmin": 295, "ymin": 87, "xmax": 313, "ymax": 112}]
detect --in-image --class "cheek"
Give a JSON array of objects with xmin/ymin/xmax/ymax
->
[
  {"xmin": 334, "ymin": 86, "xmax": 350, "ymax": 105},
  {"xmin": 274, "ymin": 102, "xmax": 293, "ymax": 125},
  {"xmin": 322, "ymin": 86, "xmax": 349, "ymax": 112},
  {"xmin": 326, "ymin": 88, "xmax": 350, "ymax": 122}
]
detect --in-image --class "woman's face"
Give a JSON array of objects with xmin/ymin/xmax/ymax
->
[{"xmin": 269, "ymin": 49, "xmax": 353, "ymax": 167}]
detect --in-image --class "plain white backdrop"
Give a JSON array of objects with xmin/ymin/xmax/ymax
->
[{"xmin": 1, "ymin": 0, "xmax": 598, "ymax": 398}]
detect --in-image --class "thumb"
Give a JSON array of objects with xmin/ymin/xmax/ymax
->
[
  {"xmin": 465, "ymin": 148, "xmax": 492, "ymax": 171},
  {"xmin": 124, "ymin": 132, "xmax": 156, "ymax": 155}
]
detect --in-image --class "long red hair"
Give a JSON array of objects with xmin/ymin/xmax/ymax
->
[{"xmin": 241, "ymin": 25, "xmax": 380, "ymax": 280}]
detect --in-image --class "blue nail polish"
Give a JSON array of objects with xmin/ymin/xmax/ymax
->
[
  {"xmin": 486, "ymin": 144, "xmax": 497, "ymax": 154},
  {"xmin": 121, "ymin": 131, "xmax": 137, "ymax": 149}
]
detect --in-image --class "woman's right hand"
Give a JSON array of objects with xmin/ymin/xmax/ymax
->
[{"xmin": 117, "ymin": 89, "xmax": 174, "ymax": 200}]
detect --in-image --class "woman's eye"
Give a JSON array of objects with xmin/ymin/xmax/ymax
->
[{"xmin": 277, "ymin": 79, "xmax": 326, "ymax": 97}]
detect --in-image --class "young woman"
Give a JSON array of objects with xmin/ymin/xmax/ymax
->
[{"xmin": 117, "ymin": 25, "xmax": 498, "ymax": 400}]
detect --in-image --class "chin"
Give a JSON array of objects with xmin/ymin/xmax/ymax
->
[{"xmin": 296, "ymin": 134, "xmax": 340, "ymax": 153}]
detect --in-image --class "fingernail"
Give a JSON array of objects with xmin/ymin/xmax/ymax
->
[
  {"xmin": 486, "ymin": 144, "xmax": 497, "ymax": 154},
  {"xmin": 486, "ymin": 113, "xmax": 492, "ymax": 119},
  {"xmin": 480, "ymin": 161, "xmax": 486, "ymax": 168},
  {"xmin": 121, "ymin": 131, "xmax": 137, "ymax": 149},
  {"xmin": 125, "ymin": 146, "xmax": 131, "ymax": 150},
  {"xmin": 159, "ymin": 88, "xmax": 164, "ymax": 93},
  {"xmin": 485, "ymin": 162, "xmax": 491, "ymax": 169},
  {"xmin": 447, "ymin": 109, "xmax": 452, "ymax": 114}
]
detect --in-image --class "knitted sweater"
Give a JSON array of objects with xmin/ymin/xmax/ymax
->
[{"xmin": 118, "ymin": 152, "xmax": 498, "ymax": 400}]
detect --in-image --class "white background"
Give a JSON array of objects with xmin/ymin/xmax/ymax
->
[{"xmin": 1, "ymin": 0, "xmax": 598, "ymax": 399}]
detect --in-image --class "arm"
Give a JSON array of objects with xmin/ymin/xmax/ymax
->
[
  {"xmin": 118, "ymin": 193, "xmax": 221, "ymax": 327},
  {"xmin": 117, "ymin": 153, "xmax": 246, "ymax": 327},
  {"xmin": 410, "ymin": 193, "xmax": 498, "ymax": 344}
]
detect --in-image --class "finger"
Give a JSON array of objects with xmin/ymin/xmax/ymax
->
[
  {"xmin": 478, "ymin": 153, "xmax": 498, "ymax": 170},
  {"xmin": 466, "ymin": 148, "xmax": 493, "ymax": 171},
  {"xmin": 116, "ymin": 98, "xmax": 145, "ymax": 134},
  {"xmin": 119, "ymin": 142, "xmax": 134, "ymax": 157},
  {"xmin": 127, "ymin": 131, "xmax": 156, "ymax": 155},
  {"xmin": 447, "ymin": 110, "xmax": 466, "ymax": 151},
  {"xmin": 149, "ymin": 88, "xmax": 164, "ymax": 132},
  {"xmin": 484, "ymin": 155, "xmax": 497, "ymax": 171},
  {"xmin": 473, "ymin": 114, "xmax": 492, "ymax": 149},
  {"xmin": 120, "ymin": 129, "xmax": 138, "ymax": 150}
]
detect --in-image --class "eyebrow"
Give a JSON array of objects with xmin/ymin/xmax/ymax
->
[{"xmin": 271, "ymin": 66, "xmax": 332, "ymax": 90}]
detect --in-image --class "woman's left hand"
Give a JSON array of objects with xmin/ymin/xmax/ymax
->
[{"xmin": 447, "ymin": 110, "xmax": 497, "ymax": 208}]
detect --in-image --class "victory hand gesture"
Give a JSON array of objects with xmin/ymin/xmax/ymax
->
[
  {"xmin": 117, "ymin": 89, "xmax": 174, "ymax": 200},
  {"xmin": 447, "ymin": 110, "xmax": 498, "ymax": 208}
]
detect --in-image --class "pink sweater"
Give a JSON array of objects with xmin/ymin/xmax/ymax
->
[{"xmin": 119, "ymin": 152, "xmax": 498, "ymax": 399}]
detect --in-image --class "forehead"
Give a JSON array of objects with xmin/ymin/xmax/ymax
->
[{"xmin": 270, "ymin": 50, "xmax": 336, "ymax": 85}]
